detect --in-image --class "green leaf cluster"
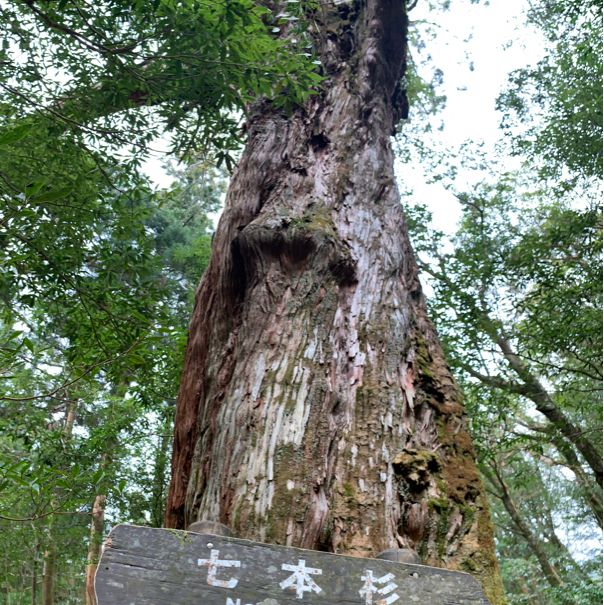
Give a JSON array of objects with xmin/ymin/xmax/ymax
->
[
  {"xmin": 497, "ymin": 0, "xmax": 603, "ymax": 182},
  {"xmin": 403, "ymin": 1, "xmax": 602, "ymax": 599},
  {"xmin": 407, "ymin": 171, "xmax": 602, "ymax": 605},
  {"xmin": 0, "ymin": 156, "xmax": 223, "ymax": 602},
  {"xmin": 0, "ymin": 0, "xmax": 322, "ymax": 163}
]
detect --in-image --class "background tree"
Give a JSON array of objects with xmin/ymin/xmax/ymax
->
[
  {"xmin": 406, "ymin": 173, "xmax": 602, "ymax": 604},
  {"xmin": 400, "ymin": 0, "xmax": 602, "ymax": 602},
  {"xmin": 0, "ymin": 160, "xmax": 223, "ymax": 604},
  {"xmin": 498, "ymin": 0, "xmax": 602, "ymax": 183},
  {"xmin": 403, "ymin": 1, "xmax": 602, "ymax": 599}
]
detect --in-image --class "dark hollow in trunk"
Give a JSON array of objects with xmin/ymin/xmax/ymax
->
[{"xmin": 166, "ymin": 2, "xmax": 504, "ymax": 603}]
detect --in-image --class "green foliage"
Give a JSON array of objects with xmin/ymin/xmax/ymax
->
[
  {"xmin": 395, "ymin": 4, "xmax": 448, "ymax": 151},
  {"xmin": 0, "ymin": 5, "xmax": 320, "ymax": 598},
  {"xmin": 407, "ymin": 171, "xmax": 602, "ymax": 455},
  {"xmin": 403, "ymin": 6, "xmax": 602, "ymax": 600},
  {"xmin": 545, "ymin": 562, "xmax": 604, "ymax": 605},
  {"xmin": 497, "ymin": 0, "xmax": 603, "ymax": 182},
  {"xmin": 0, "ymin": 0, "xmax": 322, "ymax": 163},
  {"xmin": 151, "ymin": 159, "xmax": 224, "ymax": 295},
  {"xmin": 491, "ymin": 455, "xmax": 601, "ymax": 605},
  {"xmin": 0, "ymin": 157, "xmax": 223, "ymax": 601},
  {"xmin": 406, "ymin": 176, "xmax": 602, "ymax": 602},
  {"xmin": 501, "ymin": 556, "xmax": 603, "ymax": 605},
  {"xmin": 0, "ymin": 0, "xmax": 320, "ymax": 405}
]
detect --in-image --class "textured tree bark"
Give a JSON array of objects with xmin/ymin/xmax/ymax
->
[{"xmin": 166, "ymin": 1, "xmax": 504, "ymax": 603}]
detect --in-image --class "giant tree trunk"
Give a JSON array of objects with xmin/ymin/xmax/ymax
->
[{"xmin": 166, "ymin": 1, "xmax": 504, "ymax": 602}]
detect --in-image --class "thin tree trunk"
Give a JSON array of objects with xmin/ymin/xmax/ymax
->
[
  {"xmin": 539, "ymin": 498, "xmax": 581, "ymax": 575},
  {"xmin": 546, "ymin": 529, "xmax": 580, "ymax": 575},
  {"xmin": 5, "ymin": 561, "xmax": 10, "ymax": 605},
  {"xmin": 40, "ymin": 537, "xmax": 56, "ymax": 605},
  {"xmin": 85, "ymin": 493, "xmax": 106, "ymax": 605},
  {"xmin": 41, "ymin": 399, "xmax": 78, "ymax": 605},
  {"xmin": 64, "ymin": 401, "xmax": 77, "ymax": 437},
  {"xmin": 31, "ymin": 541, "xmax": 38, "ymax": 605},
  {"xmin": 515, "ymin": 576, "xmax": 543, "ymax": 605},
  {"xmin": 526, "ymin": 421, "xmax": 603, "ymax": 527},
  {"xmin": 552, "ymin": 443, "xmax": 603, "ymax": 527},
  {"xmin": 166, "ymin": 2, "xmax": 504, "ymax": 603},
  {"xmin": 151, "ymin": 409, "xmax": 172, "ymax": 527},
  {"xmin": 495, "ymin": 335, "xmax": 602, "ymax": 487},
  {"xmin": 530, "ymin": 463, "xmax": 581, "ymax": 575},
  {"xmin": 483, "ymin": 464, "xmax": 564, "ymax": 588},
  {"xmin": 84, "ymin": 435, "xmax": 116, "ymax": 605}
]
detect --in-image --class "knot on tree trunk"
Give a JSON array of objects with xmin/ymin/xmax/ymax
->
[{"xmin": 233, "ymin": 210, "xmax": 358, "ymax": 288}]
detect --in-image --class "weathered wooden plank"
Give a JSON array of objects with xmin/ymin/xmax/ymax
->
[{"xmin": 95, "ymin": 524, "xmax": 491, "ymax": 605}]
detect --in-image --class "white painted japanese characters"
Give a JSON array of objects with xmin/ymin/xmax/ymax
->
[
  {"xmin": 359, "ymin": 570, "xmax": 399, "ymax": 605},
  {"xmin": 198, "ymin": 549, "xmax": 242, "ymax": 589},
  {"xmin": 95, "ymin": 525, "xmax": 492, "ymax": 605}
]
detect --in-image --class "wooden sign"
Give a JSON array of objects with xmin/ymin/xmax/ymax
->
[{"xmin": 95, "ymin": 524, "xmax": 491, "ymax": 605}]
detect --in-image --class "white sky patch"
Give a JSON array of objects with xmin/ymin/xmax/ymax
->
[
  {"xmin": 428, "ymin": 0, "xmax": 542, "ymax": 148},
  {"xmin": 397, "ymin": 0, "xmax": 544, "ymax": 235},
  {"xmin": 141, "ymin": 136, "xmax": 175, "ymax": 189}
]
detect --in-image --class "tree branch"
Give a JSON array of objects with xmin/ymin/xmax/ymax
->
[
  {"xmin": 0, "ymin": 339, "xmax": 142, "ymax": 402},
  {"xmin": 459, "ymin": 362, "xmax": 528, "ymax": 394}
]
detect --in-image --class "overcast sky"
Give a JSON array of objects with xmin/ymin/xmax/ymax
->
[{"xmin": 397, "ymin": 0, "xmax": 543, "ymax": 233}]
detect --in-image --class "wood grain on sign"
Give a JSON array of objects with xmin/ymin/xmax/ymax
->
[{"xmin": 95, "ymin": 525, "xmax": 492, "ymax": 605}]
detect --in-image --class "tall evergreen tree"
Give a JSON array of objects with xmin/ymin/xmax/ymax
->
[{"xmin": 165, "ymin": 2, "xmax": 504, "ymax": 602}]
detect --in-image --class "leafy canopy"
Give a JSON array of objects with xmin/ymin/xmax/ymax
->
[
  {"xmin": 0, "ymin": 0, "xmax": 321, "ymax": 165},
  {"xmin": 498, "ymin": 0, "xmax": 603, "ymax": 182}
]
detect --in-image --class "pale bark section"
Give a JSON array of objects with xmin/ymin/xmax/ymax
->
[
  {"xmin": 85, "ymin": 494, "xmax": 106, "ymax": 605},
  {"xmin": 167, "ymin": 1, "xmax": 504, "ymax": 603},
  {"xmin": 40, "ymin": 538, "xmax": 56, "ymax": 605}
]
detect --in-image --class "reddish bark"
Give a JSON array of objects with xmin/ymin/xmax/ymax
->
[{"xmin": 166, "ymin": 2, "xmax": 504, "ymax": 602}]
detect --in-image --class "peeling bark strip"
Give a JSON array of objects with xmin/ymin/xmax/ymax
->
[
  {"xmin": 95, "ymin": 525, "xmax": 491, "ymax": 604},
  {"xmin": 166, "ymin": 1, "xmax": 504, "ymax": 603}
]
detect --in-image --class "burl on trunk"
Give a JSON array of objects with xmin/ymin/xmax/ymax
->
[{"xmin": 166, "ymin": 1, "xmax": 505, "ymax": 603}]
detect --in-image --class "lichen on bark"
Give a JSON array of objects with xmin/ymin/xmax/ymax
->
[{"xmin": 166, "ymin": 1, "xmax": 505, "ymax": 603}]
